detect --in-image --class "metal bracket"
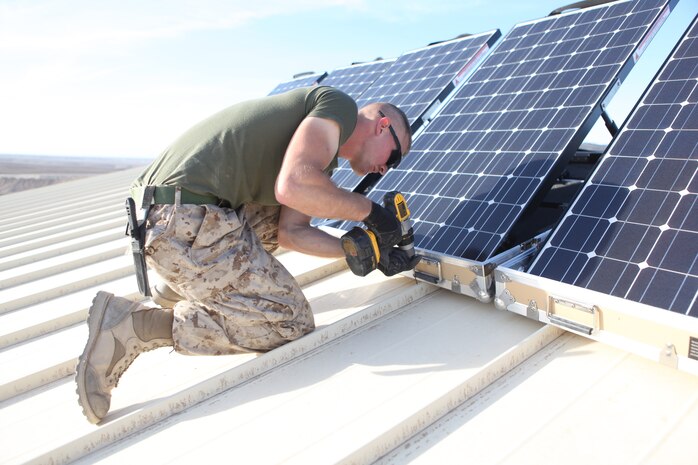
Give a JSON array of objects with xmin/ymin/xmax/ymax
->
[
  {"xmin": 413, "ymin": 256, "xmax": 442, "ymax": 284},
  {"xmin": 471, "ymin": 262, "xmax": 496, "ymax": 277},
  {"xmin": 494, "ymin": 269, "xmax": 511, "ymax": 284},
  {"xmin": 452, "ymin": 275, "xmax": 462, "ymax": 293},
  {"xmin": 527, "ymin": 299, "xmax": 539, "ymax": 320},
  {"xmin": 469, "ymin": 277, "xmax": 490, "ymax": 302},
  {"xmin": 422, "ymin": 99, "xmax": 443, "ymax": 123},
  {"xmin": 659, "ymin": 343, "xmax": 678, "ymax": 369},
  {"xmin": 600, "ymin": 79, "xmax": 621, "ymax": 136},
  {"xmin": 547, "ymin": 296, "xmax": 599, "ymax": 335},
  {"xmin": 519, "ymin": 235, "xmax": 542, "ymax": 251},
  {"xmin": 601, "ymin": 107, "xmax": 619, "ymax": 137},
  {"xmin": 494, "ymin": 288, "xmax": 515, "ymax": 311},
  {"xmin": 469, "ymin": 264, "xmax": 484, "ymax": 277}
]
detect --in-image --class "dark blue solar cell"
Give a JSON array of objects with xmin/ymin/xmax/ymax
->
[
  {"xmin": 537, "ymin": 129, "xmax": 576, "ymax": 152},
  {"xmin": 628, "ymin": 268, "xmax": 688, "ymax": 313},
  {"xmin": 444, "ymin": 199, "xmax": 487, "ymax": 228},
  {"xmin": 634, "ymin": 0, "xmax": 665, "ymax": 11},
  {"xmin": 675, "ymin": 102, "xmax": 698, "ymax": 129},
  {"xmin": 618, "ymin": 189, "xmax": 678, "ymax": 225},
  {"xmin": 648, "ymin": 229, "xmax": 698, "ymax": 274},
  {"xmin": 551, "ymin": 107, "xmax": 588, "ymax": 128},
  {"xmin": 482, "ymin": 153, "xmax": 516, "ymax": 176},
  {"xmin": 469, "ymin": 112, "xmax": 501, "ymax": 130},
  {"xmin": 571, "ymin": 185, "xmax": 628, "ymax": 218},
  {"xmin": 589, "ymin": 155, "xmax": 647, "ymax": 186},
  {"xmin": 689, "ymin": 163, "xmax": 698, "ymax": 192},
  {"xmin": 552, "ymin": 215, "xmax": 611, "ymax": 253},
  {"xmin": 662, "ymin": 56, "xmax": 698, "ymax": 81},
  {"xmin": 494, "ymin": 177, "xmax": 539, "ymax": 205},
  {"xmin": 583, "ymin": 64, "xmax": 618, "ymax": 85},
  {"xmin": 599, "ymin": 222, "xmax": 660, "ymax": 263},
  {"xmin": 609, "ymin": 130, "xmax": 664, "ymax": 157},
  {"xmin": 673, "ymin": 36, "xmax": 698, "ymax": 58},
  {"xmin": 645, "ymin": 80, "xmax": 693, "ymax": 104},
  {"xmin": 570, "ymin": 20, "xmax": 596, "ymax": 38},
  {"xmin": 566, "ymin": 85, "xmax": 607, "ymax": 106},
  {"xmin": 513, "ymin": 153, "xmax": 557, "ymax": 177},
  {"xmin": 611, "ymin": 0, "xmax": 634, "ymax": 15},
  {"xmin": 669, "ymin": 194, "xmax": 698, "ymax": 230},
  {"xmin": 583, "ymin": 256, "xmax": 635, "ymax": 297},
  {"xmin": 535, "ymin": 248, "xmax": 590, "ymax": 284},
  {"xmin": 476, "ymin": 204, "xmax": 520, "ymax": 233},
  {"xmin": 629, "ymin": 103, "xmax": 680, "ymax": 129},
  {"xmin": 461, "ymin": 232, "xmax": 502, "ymax": 261},
  {"xmin": 428, "ymin": 225, "xmax": 461, "ymax": 251},
  {"xmin": 636, "ymin": 159, "xmax": 694, "ymax": 191},
  {"xmin": 441, "ymin": 174, "xmax": 474, "ymax": 198},
  {"xmin": 599, "ymin": 14, "xmax": 626, "ymax": 32}
]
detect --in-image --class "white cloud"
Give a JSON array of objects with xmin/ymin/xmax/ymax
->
[{"xmin": 0, "ymin": 0, "xmax": 367, "ymax": 54}]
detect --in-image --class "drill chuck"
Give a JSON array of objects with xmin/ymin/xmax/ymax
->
[{"xmin": 396, "ymin": 227, "xmax": 415, "ymax": 257}]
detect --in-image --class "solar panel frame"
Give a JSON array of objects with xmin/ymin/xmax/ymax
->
[
  {"xmin": 528, "ymin": 13, "xmax": 698, "ymax": 317},
  {"xmin": 267, "ymin": 72, "xmax": 327, "ymax": 96},
  {"xmin": 357, "ymin": 0, "xmax": 679, "ymax": 265}
]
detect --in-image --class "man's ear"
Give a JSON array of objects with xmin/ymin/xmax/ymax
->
[{"xmin": 376, "ymin": 115, "xmax": 389, "ymax": 135}]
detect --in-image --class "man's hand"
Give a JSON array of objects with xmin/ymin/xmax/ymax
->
[
  {"xmin": 377, "ymin": 247, "xmax": 422, "ymax": 277},
  {"xmin": 363, "ymin": 201, "xmax": 402, "ymax": 247}
]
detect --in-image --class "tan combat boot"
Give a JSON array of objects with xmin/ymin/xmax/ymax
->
[{"xmin": 75, "ymin": 291, "xmax": 173, "ymax": 424}]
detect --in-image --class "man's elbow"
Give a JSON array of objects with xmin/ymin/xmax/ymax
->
[{"xmin": 274, "ymin": 176, "xmax": 301, "ymax": 210}]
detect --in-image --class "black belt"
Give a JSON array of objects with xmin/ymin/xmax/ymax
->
[{"xmin": 131, "ymin": 185, "xmax": 222, "ymax": 206}]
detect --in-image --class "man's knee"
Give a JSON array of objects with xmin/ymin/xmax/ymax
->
[{"xmin": 274, "ymin": 301, "xmax": 315, "ymax": 342}]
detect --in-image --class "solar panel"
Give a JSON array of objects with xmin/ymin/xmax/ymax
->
[
  {"xmin": 267, "ymin": 72, "xmax": 327, "ymax": 96},
  {"xmin": 360, "ymin": 0, "xmax": 678, "ymax": 263},
  {"xmin": 528, "ymin": 14, "xmax": 698, "ymax": 317},
  {"xmin": 330, "ymin": 31, "xmax": 502, "ymax": 193},
  {"xmin": 320, "ymin": 59, "xmax": 396, "ymax": 100},
  {"xmin": 355, "ymin": 32, "xmax": 502, "ymax": 130}
]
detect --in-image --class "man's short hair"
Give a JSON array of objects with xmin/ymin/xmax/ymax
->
[{"xmin": 382, "ymin": 103, "xmax": 412, "ymax": 154}]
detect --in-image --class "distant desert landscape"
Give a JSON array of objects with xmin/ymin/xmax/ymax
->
[{"xmin": 0, "ymin": 154, "xmax": 150, "ymax": 195}]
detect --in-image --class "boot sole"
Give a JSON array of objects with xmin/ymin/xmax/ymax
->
[{"xmin": 75, "ymin": 291, "xmax": 113, "ymax": 424}]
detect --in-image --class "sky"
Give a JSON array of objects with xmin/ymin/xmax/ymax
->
[{"xmin": 1, "ymin": 0, "xmax": 696, "ymax": 159}]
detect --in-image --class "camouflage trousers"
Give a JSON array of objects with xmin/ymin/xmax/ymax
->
[{"xmin": 144, "ymin": 203, "xmax": 315, "ymax": 355}]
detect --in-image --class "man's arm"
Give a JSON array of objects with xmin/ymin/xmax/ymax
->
[
  {"xmin": 275, "ymin": 116, "xmax": 371, "ymax": 222},
  {"xmin": 277, "ymin": 205, "xmax": 344, "ymax": 258}
]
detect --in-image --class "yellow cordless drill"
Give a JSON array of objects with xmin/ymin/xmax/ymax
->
[{"xmin": 341, "ymin": 191, "xmax": 416, "ymax": 276}]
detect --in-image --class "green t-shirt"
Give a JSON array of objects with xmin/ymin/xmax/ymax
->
[{"xmin": 132, "ymin": 86, "xmax": 357, "ymax": 208}]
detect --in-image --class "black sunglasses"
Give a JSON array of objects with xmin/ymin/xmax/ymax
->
[{"xmin": 378, "ymin": 110, "xmax": 403, "ymax": 170}]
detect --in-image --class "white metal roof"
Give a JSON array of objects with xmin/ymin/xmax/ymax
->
[{"xmin": 1, "ymin": 169, "xmax": 697, "ymax": 465}]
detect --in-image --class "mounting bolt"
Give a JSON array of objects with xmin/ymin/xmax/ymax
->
[{"xmin": 659, "ymin": 343, "xmax": 678, "ymax": 369}]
